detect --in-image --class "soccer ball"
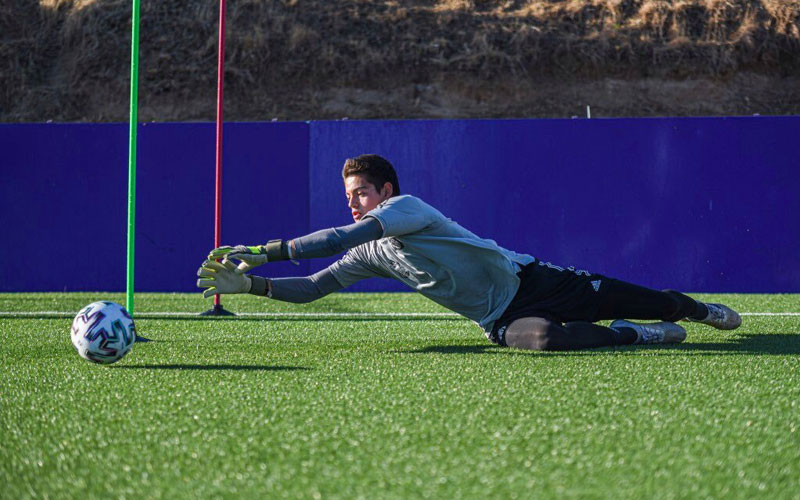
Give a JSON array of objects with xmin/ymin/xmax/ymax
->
[{"xmin": 71, "ymin": 301, "xmax": 136, "ymax": 364}]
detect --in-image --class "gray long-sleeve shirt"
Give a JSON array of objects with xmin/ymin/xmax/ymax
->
[
  {"xmin": 254, "ymin": 195, "xmax": 535, "ymax": 335},
  {"xmin": 264, "ymin": 219, "xmax": 382, "ymax": 302}
]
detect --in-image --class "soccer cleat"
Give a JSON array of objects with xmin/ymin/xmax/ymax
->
[
  {"xmin": 686, "ymin": 303, "xmax": 742, "ymax": 330},
  {"xmin": 610, "ymin": 319, "xmax": 687, "ymax": 345}
]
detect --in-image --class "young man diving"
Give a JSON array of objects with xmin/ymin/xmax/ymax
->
[{"xmin": 197, "ymin": 154, "xmax": 740, "ymax": 351}]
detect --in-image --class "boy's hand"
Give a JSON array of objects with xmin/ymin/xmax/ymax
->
[
  {"xmin": 208, "ymin": 245, "xmax": 269, "ymax": 273},
  {"xmin": 196, "ymin": 260, "xmax": 253, "ymax": 298}
]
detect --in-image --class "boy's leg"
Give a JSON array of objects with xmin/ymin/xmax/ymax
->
[
  {"xmin": 507, "ymin": 261, "xmax": 705, "ymax": 326},
  {"xmin": 491, "ymin": 261, "xmax": 739, "ymax": 352},
  {"xmin": 503, "ymin": 316, "xmax": 686, "ymax": 351},
  {"xmin": 504, "ymin": 317, "xmax": 624, "ymax": 351},
  {"xmin": 590, "ymin": 278, "xmax": 741, "ymax": 330},
  {"xmin": 591, "ymin": 279, "xmax": 704, "ymax": 323}
]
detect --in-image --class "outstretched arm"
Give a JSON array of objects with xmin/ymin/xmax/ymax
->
[
  {"xmin": 197, "ymin": 261, "xmax": 345, "ymax": 304},
  {"xmin": 291, "ymin": 217, "xmax": 383, "ymax": 258},
  {"xmin": 208, "ymin": 217, "xmax": 383, "ymax": 273},
  {"xmin": 249, "ymin": 267, "xmax": 344, "ymax": 303}
]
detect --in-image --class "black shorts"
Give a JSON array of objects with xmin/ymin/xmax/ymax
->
[{"xmin": 489, "ymin": 259, "xmax": 611, "ymax": 346}]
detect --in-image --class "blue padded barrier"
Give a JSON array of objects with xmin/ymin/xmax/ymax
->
[{"xmin": 1, "ymin": 116, "xmax": 797, "ymax": 292}]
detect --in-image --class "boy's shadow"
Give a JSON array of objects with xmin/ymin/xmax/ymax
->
[
  {"xmin": 675, "ymin": 333, "xmax": 800, "ymax": 356},
  {"xmin": 403, "ymin": 344, "xmax": 503, "ymax": 355},
  {"xmin": 403, "ymin": 333, "xmax": 800, "ymax": 356}
]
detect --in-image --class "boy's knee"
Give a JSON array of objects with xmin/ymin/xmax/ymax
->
[{"xmin": 504, "ymin": 317, "xmax": 554, "ymax": 351}]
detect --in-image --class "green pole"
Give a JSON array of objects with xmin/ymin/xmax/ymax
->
[{"xmin": 126, "ymin": 0, "xmax": 141, "ymax": 315}]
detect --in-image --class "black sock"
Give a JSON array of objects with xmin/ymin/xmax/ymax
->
[
  {"xmin": 689, "ymin": 302, "xmax": 709, "ymax": 320},
  {"xmin": 609, "ymin": 326, "xmax": 638, "ymax": 345}
]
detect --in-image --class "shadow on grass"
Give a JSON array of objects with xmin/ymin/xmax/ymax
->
[
  {"xmin": 403, "ymin": 344, "xmax": 505, "ymax": 355},
  {"xmin": 676, "ymin": 333, "xmax": 800, "ymax": 355},
  {"xmin": 113, "ymin": 364, "xmax": 309, "ymax": 371},
  {"xmin": 177, "ymin": 316, "xmax": 459, "ymax": 322},
  {"xmin": 120, "ymin": 317, "xmax": 463, "ymax": 325},
  {"xmin": 0, "ymin": 315, "xmax": 455, "ymax": 322},
  {"xmin": 403, "ymin": 334, "xmax": 800, "ymax": 356}
]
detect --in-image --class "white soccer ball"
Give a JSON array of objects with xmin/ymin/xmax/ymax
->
[{"xmin": 71, "ymin": 301, "xmax": 137, "ymax": 364}]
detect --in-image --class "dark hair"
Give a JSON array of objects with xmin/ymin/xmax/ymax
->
[{"xmin": 341, "ymin": 154, "xmax": 400, "ymax": 196}]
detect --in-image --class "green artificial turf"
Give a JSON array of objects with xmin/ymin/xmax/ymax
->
[{"xmin": 1, "ymin": 293, "xmax": 799, "ymax": 499}]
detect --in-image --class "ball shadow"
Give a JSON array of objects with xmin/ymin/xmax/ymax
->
[{"xmin": 113, "ymin": 364, "xmax": 309, "ymax": 371}]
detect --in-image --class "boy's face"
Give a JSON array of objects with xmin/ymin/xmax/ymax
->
[{"xmin": 344, "ymin": 175, "xmax": 393, "ymax": 222}]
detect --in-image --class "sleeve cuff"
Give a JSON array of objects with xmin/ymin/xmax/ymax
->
[{"xmin": 248, "ymin": 275, "xmax": 270, "ymax": 296}]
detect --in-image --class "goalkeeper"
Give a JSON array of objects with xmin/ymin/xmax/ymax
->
[{"xmin": 197, "ymin": 154, "xmax": 741, "ymax": 351}]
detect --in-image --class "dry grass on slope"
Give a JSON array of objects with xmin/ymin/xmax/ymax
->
[{"xmin": 2, "ymin": 0, "xmax": 799, "ymax": 121}]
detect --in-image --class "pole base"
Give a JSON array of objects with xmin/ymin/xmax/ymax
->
[{"xmin": 200, "ymin": 304, "xmax": 236, "ymax": 317}]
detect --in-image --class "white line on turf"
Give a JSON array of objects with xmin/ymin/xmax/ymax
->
[
  {"xmin": 0, "ymin": 311, "xmax": 799, "ymax": 318},
  {"xmin": 742, "ymin": 312, "xmax": 800, "ymax": 316}
]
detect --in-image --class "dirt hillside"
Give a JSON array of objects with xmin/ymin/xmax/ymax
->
[{"xmin": 2, "ymin": 0, "xmax": 800, "ymax": 122}]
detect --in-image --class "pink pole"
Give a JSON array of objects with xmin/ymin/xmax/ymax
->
[{"xmin": 214, "ymin": 0, "xmax": 226, "ymax": 308}]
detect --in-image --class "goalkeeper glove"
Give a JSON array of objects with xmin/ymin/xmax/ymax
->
[
  {"xmin": 196, "ymin": 259, "xmax": 252, "ymax": 298},
  {"xmin": 207, "ymin": 240, "xmax": 291, "ymax": 273}
]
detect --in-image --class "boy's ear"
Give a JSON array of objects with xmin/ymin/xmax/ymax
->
[{"xmin": 382, "ymin": 182, "xmax": 393, "ymax": 198}]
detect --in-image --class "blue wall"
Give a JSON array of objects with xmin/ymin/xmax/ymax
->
[{"xmin": 1, "ymin": 117, "xmax": 798, "ymax": 293}]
